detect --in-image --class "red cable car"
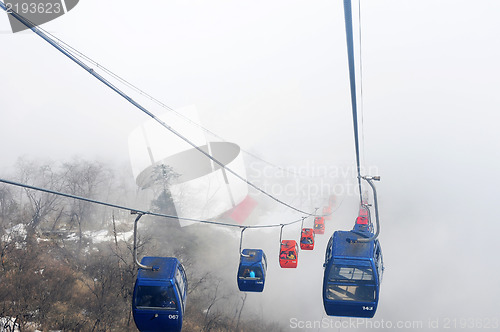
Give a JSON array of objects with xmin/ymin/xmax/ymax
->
[
  {"xmin": 279, "ymin": 240, "xmax": 298, "ymax": 268},
  {"xmin": 300, "ymin": 228, "xmax": 315, "ymax": 250},
  {"xmin": 359, "ymin": 206, "xmax": 369, "ymax": 218},
  {"xmin": 357, "ymin": 205, "xmax": 370, "ymax": 225},
  {"xmin": 314, "ymin": 217, "xmax": 325, "ymax": 234},
  {"xmin": 356, "ymin": 216, "xmax": 368, "ymax": 225},
  {"xmin": 328, "ymin": 194, "xmax": 336, "ymax": 208},
  {"xmin": 323, "ymin": 206, "xmax": 332, "ymax": 220}
]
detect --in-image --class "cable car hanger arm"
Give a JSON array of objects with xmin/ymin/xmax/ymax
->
[{"xmin": 355, "ymin": 175, "xmax": 380, "ymax": 243}]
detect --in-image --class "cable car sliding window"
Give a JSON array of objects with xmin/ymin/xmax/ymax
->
[
  {"xmin": 175, "ymin": 267, "xmax": 186, "ymax": 298},
  {"xmin": 262, "ymin": 254, "xmax": 268, "ymax": 273},
  {"xmin": 135, "ymin": 285, "xmax": 178, "ymax": 310},
  {"xmin": 238, "ymin": 268, "xmax": 263, "ymax": 280},
  {"xmin": 326, "ymin": 284, "xmax": 376, "ymax": 302},
  {"xmin": 329, "ymin": 266, "xmax": 374, "ymax": 282},
  {"xmin": 325, "ymin": 237, "xmax": 333, "ymax": 262},
  {"xmin": 174, "ymin": 283, "xmax": 183, "ymax": 313},
  {"xmin": 175, "ymin": 266, "xmax": 187, "ymax": 311}
]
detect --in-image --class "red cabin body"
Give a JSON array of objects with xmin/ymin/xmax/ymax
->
[
  {"xmin": 314, "ymin": 217, "xmax": 325, "ymax": 234},
  {"xmin": 357, "ymin": 206, "xmax": 369, "ymax": 224},
  {"xmin": 328, "ymin": 195, "xmax": 336, "ymax": 208},
  {"xmin": 323, "ymin": 206, "xmax": 332, "ymax": 220},
  {"xmin": 279, "ymin": 240, "xmax": 298, "ymax": 268},
  {"xmin": 356, "ymin": 216, "xmax": 368, "ymax": 225},
  {"xmin": 300, "ymin": 228, "xmax": 315, "ymax": 250}
]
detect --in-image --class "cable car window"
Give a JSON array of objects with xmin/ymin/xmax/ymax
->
[
  {"xmin": 329, "ymin": 266, "xmax": 374, "ymax": 282},
  {"xmin": 175, "ymin": 267, "xmax": 186, "ymax": 297},
  {"xmin": 326, "ymin": 284, "xmax": 376, "ymax": 302},
  {"xmin": 262, "ymin": 253, "xmax": 267, "ymax": 272},
  {"xmin": 135, "ymin": 285, "xmax": 177, "ymax": 310},
  {"xmin": 238, "ymin": 267, "xmax": 263, "ymax": 280},
  {"xmin": 325, "ymin": 237, "xmax": 333, "ymax": 262},
  {"xmin": 175, "ymin": 266, "xmax": 187, "ymax": 310},
  {"xmin": 174, "ymin": 282, "xmax": 183, "ymax": 313},
  {"xmin": 301, "ymin": 236, "xmax": 313, "ymax": 244},
  {"xmin": 375, "ymin": 242, "xmax": 384, "ymax": 283}
]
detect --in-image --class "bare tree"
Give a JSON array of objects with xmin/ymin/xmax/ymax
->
[
  {"xmin": 0, "ymin": 184, "xmax": 18, "ymax": 225},
  {"xmin": 16, "ymin": 158, "xmax": 65, "ymax": 237},
  {"xmin": 61, "ymin": 158, "xmax": 110, "ymax": 243}
]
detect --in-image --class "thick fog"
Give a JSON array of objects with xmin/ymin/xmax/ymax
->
[{"xmin": 2, "ymin": 1, "xmax": 500, "ymax": 331}]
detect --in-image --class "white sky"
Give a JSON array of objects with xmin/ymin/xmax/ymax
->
[{"xmin": 2, "ymin": 1, "xmax": 500, "ymax": 330}]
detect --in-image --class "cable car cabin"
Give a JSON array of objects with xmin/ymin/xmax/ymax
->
[
  {"xmin": 328, "ymin": 195, "xmax": 336, "ymax": 208},
  {"xmin": 300, "ymin": 228, "xmax": 315, "ymax": 250},
  {"xmin": 133, "ymin": 257, "xmax": 188, "ymax": 332},
  {"xmin": 322, "ymin": 231, "xmax": 384, "ymax": 318},
  {"xmin": 323, "ymin": 206, "xmax": 332, "ymax": 220},
  {"xmin": 359, "ymin": 206, "xmax": 369, "ymax": 218},
  {"xmin": 356, "ymin": 216, "xmax": 368, "ymax": 225},
  {"xmin": 314, "ymin": 217, "xmax": 325, "ymax": 235},
  {"xmin": 279, "ymin": 240, "xmax": 298, "ymax": 268},
  {"xmin": 237, "ymin": 249, "xmax": 267, "ymax": 292},
  {"xmin": 356, "ymin": 207, "xmax": 372, "ymax": 229}
]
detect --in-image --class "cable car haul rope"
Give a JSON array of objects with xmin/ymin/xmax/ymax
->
[
  {"xmin": 0, "ymin": 0, "xmax": 384, "ymax": 329},
  {"xmin": 0, "ymin": 1, "xmax": 325, "ymax": 219},
  {"xmin": 320, "ymin": 0, "xmax": 384, "ymax": 319}
]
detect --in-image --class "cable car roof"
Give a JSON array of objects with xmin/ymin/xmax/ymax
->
[
  {"xmin": 281, "ymin": 240, "xmax": 297, "ymax": 250},
  {"xmin": 137, "ymin": 257, "xmax": 179, "ymax": 281},
  {"xmin": 332, "ymin": 231, "xmax": 375, "ymax": 260},
  {"xmin": 241, "ymin": 249, "xmax": 264, "ymax": 263}
]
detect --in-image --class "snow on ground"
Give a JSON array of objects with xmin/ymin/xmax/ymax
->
[{"xmin": 1, "ymin": 223, "xmax": 27, "ymax": 242}]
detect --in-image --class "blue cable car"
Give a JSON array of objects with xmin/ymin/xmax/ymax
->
[
  {"xmin": 322, "ymin": 175, "xmax": 384, "ymax": 318},
  {"xmin": 133, "ymin": 257, "xmax": 188, "ymax": 332},
  {"xmin": 237, "ymin": 249, "xmax": 267, "ymax": 292},
  {"xmin": 322, "ymin": 224, "xmax": 384, "ymax": 318}
]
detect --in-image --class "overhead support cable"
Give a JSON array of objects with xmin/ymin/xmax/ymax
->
[
  {"xmin": 0, "ymin": 2, "xmax": 326, "ymax": 217},
  {"xmin": 20, "ymin": 25, "xmax": 308, "ymax": 179},
  {"xmin": 343, "ymin": 1, "xmax": 382, "ymax": 242},
  {"xmin": 357, "ymin": 0, "xmax": 367, "ymax": 168},
  {"xmin": 0, "ymin": 177, "xmax": 304, "ymax": 230},
  {"xmin": 343, "ymin": 0, "xmax": 363, "ymax": 204}
]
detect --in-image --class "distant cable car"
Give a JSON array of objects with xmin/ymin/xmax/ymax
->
[
  {"xmin": 328, "ymin": 194, "xmax": 336, "ymax": 208},
  {"xmin": 279, "ymin": 240, "xmax": 298, "ymax": 268},
  {"xmin": 356, "ymin": 216, "xmax": 368, "ymax": 225},
  {"xmin": 356, "ymin": 205, "xmax": 370, "ymax": 225},
  {"xmin": 237, "ymin": 249, "xmax": 267, "ymax": 292},
  {"xmin": 359, "ymin": 206, "xmax": 369, "ymax": 218},
  {"xmin": 314, "ymin": 217, "xmax": 325, "ymax": 234},
  {"xmin": 133, "ymin": 257, "xmax": 188, "ymax": 332},
  {"xmin": 323, "ymin": 206, "xmax": 332, "ymax": 220},
  {"xmin": 300, "ymin": 228, "xmax": 315, "ymax": 250}
]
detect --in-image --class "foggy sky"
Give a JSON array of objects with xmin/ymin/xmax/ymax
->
[{"xmin": 2, "ymin": 1, "xmax": 500, "ymax": 331}]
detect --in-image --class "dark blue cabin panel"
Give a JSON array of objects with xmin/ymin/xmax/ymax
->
[
  {"xmin": 133, "ymin": 257, "xmax": 187, "ymax": 332},
  {"xmin": 237, "ymin": 249, "xmax": 267, "ymax": 292},
  {"xmin": 322, "ymin": 231, "xmax": 382, "ymax": 318}
]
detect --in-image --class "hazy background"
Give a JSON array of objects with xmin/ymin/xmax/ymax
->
[{"xmin": 2, "ymin": 0, "xmax": 500, "ymax": 330}]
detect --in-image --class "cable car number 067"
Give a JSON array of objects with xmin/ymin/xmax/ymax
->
[{"xmin": 168, "ymin": 314, "xmax": 179, "ymax": 320}]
